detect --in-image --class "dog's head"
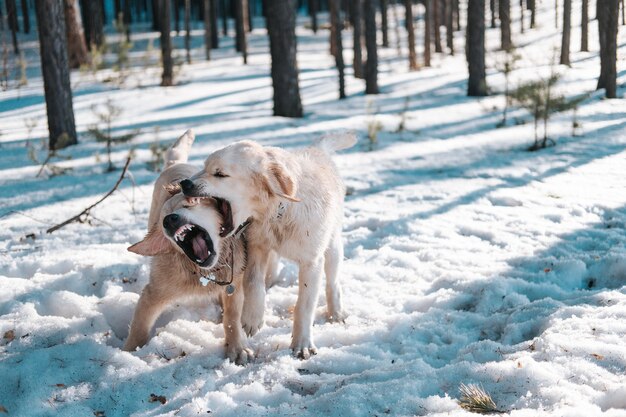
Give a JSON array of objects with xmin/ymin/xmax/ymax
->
[
  {"xmin": 178, "ymin": 140, "xmax": 300, "ymax": 237},
  {"xmin": 128, "ymin": 189, "xmax": 226, "ymax": 269}
]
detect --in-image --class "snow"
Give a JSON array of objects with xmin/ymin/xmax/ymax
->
[{"xmin": 1, "ymin": 1, "xmax": 626, "ymax": 416}]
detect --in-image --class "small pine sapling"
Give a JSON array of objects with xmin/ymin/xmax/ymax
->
[
  {"xmin": 396, "ymin": 96, "xmax": 410, "ymax": 132},
  {"xmin": 366, "ymin": 99, "xmax": 383, "ymax": 151},
  {"xmin": 28, "ymin": 133, "xmax": 73, "ymax": 178},
  {"xmin": 495, "ymin": 48, "xmax": 521, "ymax": 128},
  {"xmin": 113, "ymin": 13, "xmax": 133, "ymax": 85},
  {"xmin": 89, "ymin": 99, "xmax": 138, "ymax": 172},
  {"xmin": 509, "ymin": 71, "xmax": 586, "ymax": 151},
  {"xmin": 147, "ymin": 126, "xmax": 169, "ymax": 172}
]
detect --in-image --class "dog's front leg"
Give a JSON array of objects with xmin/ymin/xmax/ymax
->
[
  {"xmin": 123, "ymin": 283, "xmax": 171, "ymax": 351},
  {"xmin": 240, "ymin": 245, "xmax": 268, "ymax": 336},
  {"xmin": 222, "ymin": 279, "xmax": 254, "ymax": 365},
  {"xmin": 291, "ymin": 257, "xmax": 324, "ymax": 359}
]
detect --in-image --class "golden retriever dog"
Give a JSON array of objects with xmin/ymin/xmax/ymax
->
[
  {"xmin": 123, "ymin": 130, "xmax": 253, "ymax": 365},
  {"xmin": 179, "ymin": 133, "xmax": 356, "ymax": 359}
]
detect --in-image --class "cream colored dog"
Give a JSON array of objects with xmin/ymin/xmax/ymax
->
[
  {"xmin": 179, "ymin": 133, "xmax": 356, "ymax": 359},
  {"xmin": 123, "ymin": 131, "xmax": 253, "ymax": 365}
]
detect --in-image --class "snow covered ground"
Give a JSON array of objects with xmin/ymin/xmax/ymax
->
[{"xmin": 1, "ymin": 2, "xmax": 626, "ymax": 416}]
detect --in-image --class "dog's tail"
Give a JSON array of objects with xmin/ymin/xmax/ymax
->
[
  {"xmin": 165, "ymin": 129, "xmax": 196, "ymax": 168},
  {"xmin": 314, "ymin": 131, "xmax": 357, "ymax": 153}
]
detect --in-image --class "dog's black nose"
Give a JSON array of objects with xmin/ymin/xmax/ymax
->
[
  {"xmin": 180, "ymin": 179, "xmax": 194, "ymax": 194},
  {"xmin": 163, "ymin": 213, "xmax": 180, "ymax": 230}
]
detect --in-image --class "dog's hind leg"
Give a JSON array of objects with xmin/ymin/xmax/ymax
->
[
  {"xmin": 165, "ymin": 129, "xmax": 195, "ymax": 167},
  {"xmin": 123, "ymin": 283, "xmax": 172, "ymax": 351},
  {"xmin": 291, "ymin": 257, "xmax": 324, "ymax": 359},
  {"xmin": 221, "ymin": 281, "xmax": 254, "ymax": 365},
  {"xmin": 324, "ymin": 230, "xmax": 347, "ymax": 323}
]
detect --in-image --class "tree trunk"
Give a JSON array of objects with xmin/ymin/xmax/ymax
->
[
  {"xmin": 174, "ymin": 0, "xmax": 180, "ymax": 33},
  {"xmin": 160, "ymin": 0, "xmax": 173, "ymax": 86},
  {"xmin": 467, "ymin": 0, "xmax": 487, "ymax": 96},
  {"xmin": 184, "ymin": 0, "xmax": 191, "ymax": 63},
  {"xmin": 499, "ymin": 0, "xmax": 511, "ymax": 51},
  {"xmin": 519, "ymin": 0, "xmax": 524, "ymax": 33},
  {"xmin": 351, "ymin": 0, "xmax": 364, "ymax": 78},
  {"xmin": 247, "ymin": 0, "xmax": 253, "ymax": 32},
  {"xmin": 35, "ymin": 0, "xmax": 77, "ymax": 150},
  {"xmin": 597, "ymin": 0, "xmax": 619, "ymax": 98},
  {"xmin": 381, "ymin": 0, "xmax": 389, "ymax": 47},
  {"xmin": 434, "ymin": 0, "xmax": 442, "ymax": 52},
  {"xmin": 20, "ymin": 0, "xmax": 30, "ymax": 33},
  {"xmin": 310, "ymin": 0, "xmax": 318, "ymax": 33},
  {"xmin": 204, "ymin": 0, "xmax": 212, "ymax": 59},
  {"xmin": 234, "ymin": 0, "xmax": 248, "ymax": 63},
  {"xmin": 266, "ymin": 0, "xmax": 302, "ymax": 117},
  {"xmin": 528, "ymin": 0, "xmax": 535, "ymax": 28},
  {"xmin": 210, "ymin": 0, "xmax": 218, "ymax": 48},
  {"xmin": 622, "ymin": 0, "xmax": 625, "ymax": 25},
  {"xmin": 489, "ymin": 0, "xmax": 496, "ymax": 28},
  {"xmin": 555, "ymin": 0, "xmax": 558, "ymax": 28},
  {"xmin": 329, "ymin": 0, "xmax": 346, "ymax": 99},
  {"xmin": 363, "ymin": 0, "xmax": 378, "ymax": 94},
  {"xmin": 446, "ymin": 0, "xmax": 454, "ymax": 54},
  {"xmin": 559, "ymin": 0, "xmax": 571, "ymax": 65},
  {"xmin": 152, "ymin": 0, "xmax": 161, "ymax": 30},
  {"xmin": 221, "ymin": 0, "xmax": 227, "ymax": 35},
  {"xmin": 424, "ymin": 0, "xmax": 432, "ymax": 67},
  {"xmin": 81, "ymin": 0, "xmax": 104, "ymax": 48},
  {"xmin": 64, "ymin": 0, "xmax": 90, "ymax": 69},
  {"xmin": 7, "ymin": 0, "xmax": 20, "ymax": 53},
  {"xmin": 581, "ymin": 0, "xmax": 588, "ymax": 51},
  {"xmin": 454, "ymin": 0, "xmax": 460, "ymax": 30},
  {"xmin": 405, "ymin": 0, "xmax": 418, "ymax": 70},
  {"xmin": 123, "ymin": 0, "xmax": 132, "ymax": 41}
]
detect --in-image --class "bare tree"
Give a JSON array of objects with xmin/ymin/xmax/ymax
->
[
  {"xmin": 160, "ymin": 0, "xmax": 173, "ymax": 86},
  {"xmin": 364, "ymin": 0, "xmax": 379, "ymax": 94},
  {"xmin": 424, "ymin": 0, "xmax": 432, "ymax": 66},
  {"xmin": 581, "ymin": 0, "xmax": 588, "ymax": 52},
  {"xmin": 467, "ymin": 0, "xmax": 487, "ymax": 96},
  {"xmin": 329, "ymin": 0, "xmax": 346, "ymax": 99},
  {"xmin": 266, "ymin": 0, "xmax": 302, "ymax": 117},
  {"xmin": 381, "ymin": 0, "xmax": 389, "ymax": 47},
  {"xmin": 35, "ymin": 0, "xmax": 77, "ymax": 149},
  {"xmin": 499, "ymin": 0, "xmax": 512, "ymax": 50},
  {"xmin": 405, "ymin": 0, "xmax": 418, "ymax": 70},
  {"xmin": 351, "ymin": 0, "xmax": 364, "ymax": 78},
  {"xmin": 234, "ymin": 0, "xmax": 248, "ymax": 63},
  {"xmin": 597, "ymin": 0, "xmax": 619, "ymax": 98},
  {"xmin": 559, "ymin": 0, "xmax": 571, "ymax": 65},
  {"xmin": 65, "ymin": 0, "xmax": 90, "ymax": 69}
]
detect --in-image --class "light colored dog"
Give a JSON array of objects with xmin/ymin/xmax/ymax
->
[
  {"xmin": 123, "ymin": 130, "xmax": 253, "ymax": 365},
  {"xmin": 179, "ymin": 133, "xmax": 356, "ymax": 359}
]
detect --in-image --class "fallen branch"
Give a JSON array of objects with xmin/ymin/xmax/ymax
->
[{"xmin": 46, "ymin": 155, "xmax": 132, "ymax": 234}]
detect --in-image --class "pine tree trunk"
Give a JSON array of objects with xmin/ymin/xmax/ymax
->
[
  {"xmin": 446, "ymin": 0, "xmax": 454, "ymax": 54},
  {"xmin": 467, "ymin": 0, "xmax": 487, "ymax": 96},
  {"xmin": 519, "ymin": 0, "xmax": 524, "ymax": 33},
  {"xmin": 20, "ymin": 0, "xmax": 30, "ymax": 33},
  {"xmin": 160, "ymin": 0, "xmax": 174, "ymax": 86},
  {"xmin": 329, "ymin": 0, "xmax": 346, "ymax": 99},
  {"xmin": 424, "ymin": 0, "xmax": 432, "ymax": 67},
  {"xmin": 581, "ymin": 0, "xmax": 588, "ymax": 51},
  {"xmin": 555, "ymin": 0, "xmax": 558, "ymax": 28},
  {"xmin": 234, "ymin": 0, "xmax": 248, "ymax": 63},
  {"xmin": 247, "ymin": 0, "xmax": 253, "ymax": 32},
  {"xmin": 152, "ymin": 0, "xmax": 161, "ymax": 30},
  {"xmin": 221, "ymin": 0, "xmax": 227, "ymax": 36},
  {"xmin": 210, "ymin": 0, "xmax": 218, "ymax": 48},
  {"xmin": 310, "ymin": 0, "xmax": 318, "ymax": 33},
  {"xmin": 454, "ymin": 0, "xmax": 460, "ymax": 30},
  {"xmin": 489, "ymin": 0, "xmax": 496, "ymax": 28},
  {"xmin": 559, "ymin": 0, "xmax": 571, "ymax": 65},
  {"xmin": 184, "ymin": 0, "xmax": 191, "ymax": 63},
  {"xmin": 35, "ymin": 0, "xmax": 77, "ymax": 150},
  {"xmin": 381, "ymin": 0, "xmax": 389, "ymax": 47},
  {"xmin": 499, "ymin": 0, "xmax": 511, "ymax": 51},
  {"xmin": 266, "ymin": 0, "xmax": 302, "ymax": 117},
  {"xmin": 204, "ymin": 0, "xmax": 212, "ymax": 59},
  {"xmin": 7, "ymin": 0, "xmax": 20, "ymax": 53},
  {"xmin": 123, "ymin": 0, "xmax": 132, "ymax": 41},
  {"xmin": 597, "ymin": 0, "xmax": 619, "ymax": 98},
  {"xmin": 434, "ymin": 0, "xmax": 442, "ymax": 52},
  {"xmin": 405, "ymin": 0, "xmax": 418, "ymax": 70},
  {"xmin": 81, "ymin": 0, "xmax": 104, "ymax": 48},
  {"xmin": 174, "ymin": 0, "xmax": 180, "ymax": 33},
  {"xmin": 64, "ymin": 0, "xmax": 90, "ymax": 69},
  {"xmin": 528, "ymin": 0, "xmax": 535, "ymax": 28},
  {"xmin": 622, "ymin": 0, "xmax": 625, "ymax": 25},
  {"xmin": 351, "ymin": 0, "xmax": 364, "ymax": 78},
  {"xmin": 363, "ymin": 0, "xmax": 378, "ymax": 94}
]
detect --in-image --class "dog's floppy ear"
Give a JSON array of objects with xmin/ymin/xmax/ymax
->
[
  {"xmin": 128, "ymin": 225, "xmax": 171, "ymax": 256},
  {"xmin": 267, "ymin": 162, "xmax": 300, "ymax": 202}
]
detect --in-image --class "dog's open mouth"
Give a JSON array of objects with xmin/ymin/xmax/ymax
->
[
  {"xmin": 213, "ymin": 197, "xmax": 234, "ymax": 237},
  {"xmin": 172, "ymin": 223, "xmax": 215, "ymax": 266}
]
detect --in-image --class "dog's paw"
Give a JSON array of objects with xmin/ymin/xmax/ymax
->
[
  {"xmin": 327, "ymin": 309, "xmax": 348, "ymax": 323},
  {"xmin": 226, "ymin": 344, "xmax": 255, "ymax": 365},
  {"xmin": 241, "ymin": 303, "xmax": 265, "ymax": 337},
  {"xmin": 290, "ymin": 339, "xmax": 318, "ymax": 360}
]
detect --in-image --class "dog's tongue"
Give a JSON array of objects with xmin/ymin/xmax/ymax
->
[{"xmin": 192, "ymin": 234, "xmax": 208, "ymax": 260}]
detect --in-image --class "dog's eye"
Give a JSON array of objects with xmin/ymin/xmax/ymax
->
[{"xmin": 214, "ymin": 171, "xmax": 228, "ymax": 178}]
